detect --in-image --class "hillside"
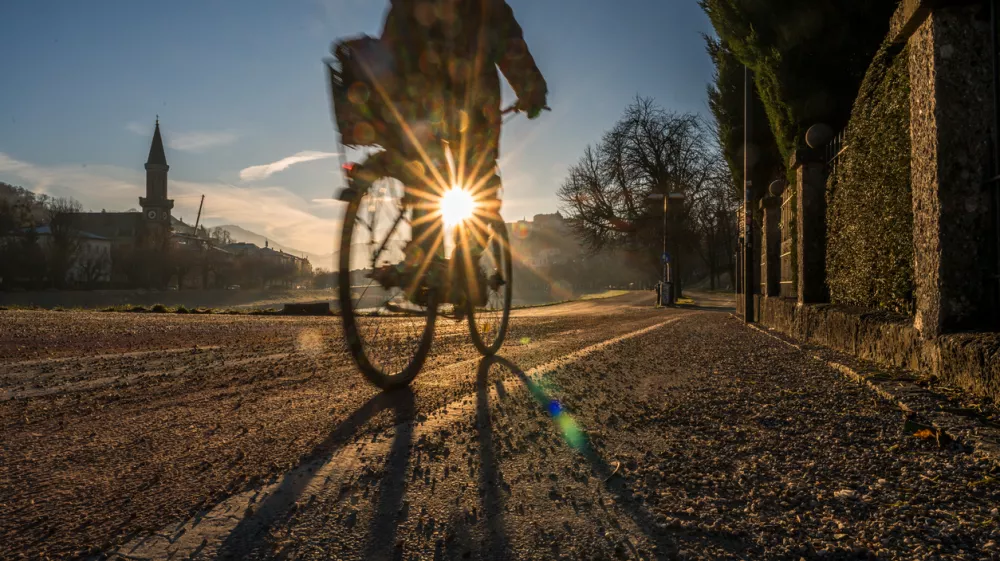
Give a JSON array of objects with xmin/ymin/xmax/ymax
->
[
  {"xmin": 215, "ymin": 224, "xmax": 336, "ymax": 270},
  {"xmin": 0, "ymin": 182, "xmax": 48, "ymax": 224}
]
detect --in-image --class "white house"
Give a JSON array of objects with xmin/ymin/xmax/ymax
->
[{"xmin": 32, "ymin": 226, "xmax": 114, "ymax": 285}]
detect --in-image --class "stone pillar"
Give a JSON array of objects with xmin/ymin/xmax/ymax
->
[
  {"xmin": 896, "ymin": 1, "xmax": 994, "ymax": 336},
  {"xmin": 760, "ymin": 196, "xmax": 781, "ymax": 297},
  {"xmin": 791, "ymin": 149, "xmax": 829, "ymax": 304},
  {"xmin": 736, "ymin": 236, "xmax": 744, "ymax": 316},
  {"xmin": 752, "ymin": 206, "xmax": 762, "ymax": 294}
]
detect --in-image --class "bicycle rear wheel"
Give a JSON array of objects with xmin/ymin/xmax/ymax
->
[
  {"xmin": 339, "ymin": 174, "xmax": 437, "ymax": 390},
  {"xmin": 465, "ymin": 217, "xmax": 512, "ymax": 356}
]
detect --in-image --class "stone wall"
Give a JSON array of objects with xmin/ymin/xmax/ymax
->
[
  {"xmin": 755, "ymin": 296, "xmax": 1000, "ymax": 402},
  {"xmin": 741, "ymin": 0, "xmax": 1000, "ymax": 401},
  {"xmin": 904, "ymin": 2, "xmax": 996, "ymax": 334}
]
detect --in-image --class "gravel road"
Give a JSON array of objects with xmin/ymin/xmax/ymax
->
[{"xmin": 2, "ymin": 292, "xmax": 998, "ymax": 560}]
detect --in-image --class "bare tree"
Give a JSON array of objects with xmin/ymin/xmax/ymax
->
[
  {"xmin": 77, "ymin": 253, "xmax": 110, "ymax": 288},
  {"xmin": 210, "ymin": 227, "xmax": 233, "ymax": 246},
  {"xmin": 44, "ymin": 197, "xmax": 83, "ymax": 288},
  {"xmin": 559, "ymin": 98, "xmax": 715, "ymax": 244},
  {"xmin": 558, "ymin": 97, "xmax": 720, "ymax": 291},
  {"xmin": 689, "ymin": 165, "xmax": 740, "ymax": 290}
]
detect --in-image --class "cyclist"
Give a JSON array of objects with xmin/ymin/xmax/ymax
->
[{"xmin": 377, "ymin": 0, "xmax": 548, "ymax": 316}]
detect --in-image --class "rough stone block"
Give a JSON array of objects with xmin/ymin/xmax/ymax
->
[
  {"xmin": 793, "ymin": 154, "xmax": 829, "ymax": 305},
  {"xmin": 908, "ymin": 3, "xmax": 995, "ymax": 335}
]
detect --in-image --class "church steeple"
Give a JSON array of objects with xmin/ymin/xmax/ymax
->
[
  {"xmin": 140, "ymin": 117, "xmax": 174, "ymax": 227},
  {"xmin": 146, "ymin": 117, "xmax": 168, "ymax": 167}
]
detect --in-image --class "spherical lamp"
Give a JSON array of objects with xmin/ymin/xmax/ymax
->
[
  {"xmin": 805, "ymin": 123, "xmax": 834, "ymax": 149},
  {"xmin": 768, "ymin": 179, "xmax": 786, "ymax": 198}
]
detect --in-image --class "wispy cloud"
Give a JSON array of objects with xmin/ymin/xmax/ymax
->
[
  {"xmin": 125, "ymin": 122, "xmax": 238, "ymax": 152},
  {"xmin": 239, "ymin": 151, "xmax": 340, "ymax": 182},
  {"xmin": 0, "ymin": 153, "xmax": 341, "ymax": 255},
  {"xmin": 168, "ymin": 131, "xmax": 239, "ymax": 152},
  {"xmin": 125, "ymin": 122, "xmax": 148, "ymax": 136},
  {"xmin": 310, "ymin": 198, "xmax": 342, "ymax": 207}
]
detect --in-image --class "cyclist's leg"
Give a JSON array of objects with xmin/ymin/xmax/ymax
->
[
  {"xmin": 465, "ymin": 122, "xmax": 502, "ymax": 258},
  {"xmin": 398, "ymin": 120, "xmax": 448, "ymax": 271},
  {"xmin": 456, "ymin": 122, "xmax": 504, "ymax": 308}
]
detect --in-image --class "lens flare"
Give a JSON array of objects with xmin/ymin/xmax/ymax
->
[
  {"xmin": 440, "ymin": 187, "xmax": 476, "ymax": 227},
  {"xmin": 296, "ymin": 328, "xmax": 324, "ymax": 357}
]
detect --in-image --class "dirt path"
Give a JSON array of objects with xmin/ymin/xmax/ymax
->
[{"xmin": 2, "ymin": 291, "xmax": 998, "ymax": 560}]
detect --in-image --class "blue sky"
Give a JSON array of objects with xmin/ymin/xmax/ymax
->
[{"xmin": 0, "ymin": 0, "xmax": 715, "ymax": 255}]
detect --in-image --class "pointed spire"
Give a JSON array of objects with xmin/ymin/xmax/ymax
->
[{"xmin": 146, "ymin": 118, "xmax": 167, "ymax": 166}]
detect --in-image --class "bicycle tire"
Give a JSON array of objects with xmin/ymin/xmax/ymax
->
[
  {"xmin": 466, "ymin": 218, "xmax": 512, "ymax": 356},
  {"xmin": 338, "ymin": 180, "xmax": 437, "ymax": 390}
]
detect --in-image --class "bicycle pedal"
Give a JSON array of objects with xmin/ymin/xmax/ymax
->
[{"xmin": 490, "ymin": 273, "xmax": 506, "ymax": 289}]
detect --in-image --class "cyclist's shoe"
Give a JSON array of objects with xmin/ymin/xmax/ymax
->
[
  {"xmin": 384, "ymin": 298, "xmax": 428, "ymax": 316},
  {"xmin": 484, "ymin": 270, "xmax": 506, "ymax": 304},
  {"xmin": 451, "ymin": 299, "xmax": 467, "ymax": 322}
]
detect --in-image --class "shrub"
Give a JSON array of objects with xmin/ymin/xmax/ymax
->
[
  {"xmin": 150, "ymin": 304, "xmax": 168, "ymax": 313},
  {"xmin": 826, "ymin": 41, "xmax": 913, "ymax": 314}
]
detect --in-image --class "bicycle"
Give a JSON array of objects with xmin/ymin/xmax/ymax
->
[{"xmin": 326, "ymin": 36, "xmax": 542, "ymax": 390}]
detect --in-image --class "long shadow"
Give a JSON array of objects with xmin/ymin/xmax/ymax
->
[
  {"xmin": 486, "ymin": 356, "xmax": 746, "ymax": 560},
  {"xmin": 363, "ymin": 390, "xmax": 416, "ymax": 560},
  {"xmin": 676, "ymin": 303, "xmax": 736, "ymax": 313},
  {"xmin": 217, "ymin": 387, "xmax": 416, "ymax": 560},
  {"xmin": 475, "ymin": 357, "xmax": 511, "ymax": 560}
]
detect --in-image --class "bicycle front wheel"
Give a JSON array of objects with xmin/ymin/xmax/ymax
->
[
  {"xmin": 339, "ymin": 175, "xmax": 437, "ymax": 390},
  {"xmin": 465, "ymin": 217, "xmax": 512, "ymax": 356}
]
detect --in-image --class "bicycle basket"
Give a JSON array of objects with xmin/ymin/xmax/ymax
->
[{"xmin": 327, "ymin": 36, "xmax": 399, "ymax": 148}]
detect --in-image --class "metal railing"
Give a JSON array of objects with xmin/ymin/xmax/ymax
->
[
  {"xmin": 779, "ymin": 187, "xmax": 796, "ymax": 298},
  {"xmin": 825, "ymin": 129, "xmax": 849, "ymax": 176}
]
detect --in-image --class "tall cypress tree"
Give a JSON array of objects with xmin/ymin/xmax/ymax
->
[
  {"xmin": 705, "ymin": 36, "xmax": 781, "ymax": 197},
  {"xmin": 700, "ymin": 0, "xmax": 897, "ymax": 165}
]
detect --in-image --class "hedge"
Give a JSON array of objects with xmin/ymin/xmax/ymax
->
[{"xmin": 825, "ymin": 41, "xmax": 913, "ymax": 314}]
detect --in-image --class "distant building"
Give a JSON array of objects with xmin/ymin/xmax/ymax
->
[
  {"xmin": 22, "ymin": 226, "xmax": 113, "ymax": 285},
  {"xmin": 73, "ymin": 119, "xmax": 174, "ymax": 253},
  {"xmin": 223, "ymin": 240, "xmax": 312, "ymax": 288},
  {"xmin": 507, "ymin": 212, "xmax": 580, "ymax": 268},
  {"xmin": 9, "ymin": 119, "xmax": 311, "ymax": 290}
]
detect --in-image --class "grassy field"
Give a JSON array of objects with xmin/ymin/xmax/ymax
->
[
  {"xmin": 0, "ymin": 286, "xmax": 642, "ymax": 314},
  {"xmin": 0, "ymin": 288, "xmax": 340, "ymax": 312}
]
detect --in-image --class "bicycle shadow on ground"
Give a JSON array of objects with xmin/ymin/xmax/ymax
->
[
  {"xmin": 481, "ymin": 355, "xmax": 748, "ymax": 560},
  {"xmin": 474, "ymin": 356, "xmax": 512, "ymax": 560},
  {"xmin": 216, "ymin": 387, "xmax": 416, "ymax": 560}
]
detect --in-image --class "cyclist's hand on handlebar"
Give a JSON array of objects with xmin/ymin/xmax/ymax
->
[{"xmin": 521, "ymin": 92, "xmax": 548, "ymax": 120}]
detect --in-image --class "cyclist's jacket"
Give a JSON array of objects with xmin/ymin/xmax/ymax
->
[{"xmin": 379, "ymin": 0, "xmax": 547, "ymax": 152}]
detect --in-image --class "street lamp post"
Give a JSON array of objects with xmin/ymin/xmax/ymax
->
[
  {"xmin": 742, "ymin": 64, "xmax": 755, "ymax": 323},
  {"xmin": 648, "ymin": 191, "xmax": 686, "ymax": 306}
]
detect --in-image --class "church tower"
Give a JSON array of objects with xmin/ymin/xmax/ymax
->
[{"xmin": 139, "ymin": 118, "xmax": 174, "ymax": 226}]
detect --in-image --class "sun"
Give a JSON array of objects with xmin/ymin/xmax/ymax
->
[{"xmin": 440, "ymin": 187, "xmax": 476, "ymax": 227}]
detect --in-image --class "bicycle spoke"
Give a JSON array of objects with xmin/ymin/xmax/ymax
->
[{"xmin": 341, "ymin": 174, "xmax": 435, "ymax": 384}]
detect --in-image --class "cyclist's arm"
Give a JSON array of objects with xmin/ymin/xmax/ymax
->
[
  {"xmin": 491, "ymin": 0, "xmax": 547, "ymax": 104},
  {"xmin": 379, "ymin": 2, "xmax": 403, "ymax": 50}
]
